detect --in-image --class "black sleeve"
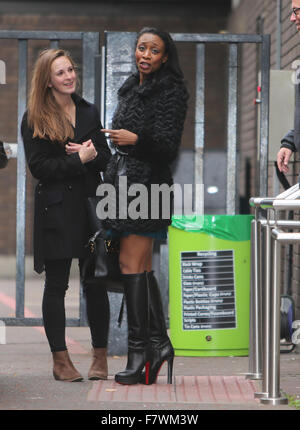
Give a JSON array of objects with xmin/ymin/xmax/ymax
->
[
  {"xmin": 280, "ymin": 129, "xmax": 296, "ymax": 152},
  {"xmin": 83, "ymin": 106, "xmax": 112, "ymax": 172},
  {"xmin": 21, "ymin": 113, "xmax": 86, "ymax": 181}
]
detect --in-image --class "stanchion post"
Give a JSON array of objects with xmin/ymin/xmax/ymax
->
[
  {"xmin": 255, "ymin": 216, "xmax": 272, "ymax": 398},
  {"xmin": 260, "ymin": 228, "xmax": 288, "ymax": 405},
  {"xmin": 246, "ymin": 218, "xmax": 255, "ymax": 377},
  {"xmin": 248, "ymin": 188, "xmax": 300, "ymax": 403},
  {"xmin": 246, "ymin": 208, "xmax": 262, "ymax": 380}
]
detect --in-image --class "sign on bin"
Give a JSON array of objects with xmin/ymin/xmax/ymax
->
[{"xmin": 181, "ymin": 250, "xmax": 236, "ymax": 331}]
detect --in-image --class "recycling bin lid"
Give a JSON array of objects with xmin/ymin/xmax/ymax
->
[{"xmin": 171, "ymin": 214, "xmax": 253, "ymax": 242}]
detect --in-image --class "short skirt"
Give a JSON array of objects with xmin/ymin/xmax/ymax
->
[{"xmin": 106, "ymin": 228, "xmax": 167, "ymax": 240}]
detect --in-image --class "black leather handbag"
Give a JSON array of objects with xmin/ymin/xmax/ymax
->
[
  {"xmin": 81, "ymin": 196, "xmax": 123, "ymax": 294},
  {"xmin": 82, "ymin": 149, "xmax": 129, "ymax": 294},
  {"xmin": 0, "ymin": 141, "xmax": 8, "ymax": 169}
]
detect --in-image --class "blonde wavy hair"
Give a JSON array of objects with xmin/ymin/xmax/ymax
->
[{"xmin": 27, "ymin": 48, "xmax": 77, "ymax": 143}]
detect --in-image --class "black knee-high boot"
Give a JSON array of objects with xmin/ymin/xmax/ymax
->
[
  {"xmin": 140, "ymin": 271, "xmax": 174, "ymax": 385},
  {"xmin": 115, "ymin": 272, "xmax": 150, "ymax": 385}
]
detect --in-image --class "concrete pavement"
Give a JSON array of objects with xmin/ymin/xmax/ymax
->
[
  {"xmin": 1, "ymin": 325, "xmax": 299, "ymax": 411},
  {"xmin": 0, "ymin": 277, "xmax": 299, "ymax": 415}
]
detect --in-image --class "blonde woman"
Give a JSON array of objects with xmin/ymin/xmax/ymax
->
[{"xmin": 21, "ymin": 49, "xmax": 111, "ymax": 382}]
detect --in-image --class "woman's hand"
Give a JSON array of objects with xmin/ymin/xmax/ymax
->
[
  {"xmin": 66, "ymin": 139, "xmax": 97, "ymax": 163},
  {"xmin": 65, "ymin": 142, "xmax": 82, "ymax": 155},
  {"xmin": 66, "ymin": 139, "xmax": 92, "ymax": 155},
  {"xmin": 101, "ymin": 128, "xmax": 138, "ymax": 146}
]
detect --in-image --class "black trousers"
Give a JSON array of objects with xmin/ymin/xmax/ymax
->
[{"xmin": 43, "ymin": 258, "xmax": 110, "ymax": 352}]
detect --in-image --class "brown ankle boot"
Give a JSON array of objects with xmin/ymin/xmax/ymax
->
[
  {"xmin": 52, "ymin": 350, "xmax": 83, "ymax": 382},
  {"xmin": 88, "ymin": 348, "xmax": 108, "ymax": 380}
]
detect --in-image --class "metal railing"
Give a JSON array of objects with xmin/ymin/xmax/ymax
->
[
  {"xmin": 247, "ymin": 183, "xmax": 300, "ymax": 405},
  {"xmin": 103, "ymin": 31, "xmax": 271, "ymax": 333},
  {"xmin": 104, "ymin": 31, "xmax": 271, "ymax": 214},
  {"xmin": 1, "ymin": 31, "xmax": 271, "ymax": 335}
]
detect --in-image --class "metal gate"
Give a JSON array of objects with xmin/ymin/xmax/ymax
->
[
  {"xmin": 103, "ymin": 32, "xmax": 271, "ymax": 212},
  {"xmin": 103, "ymin": 31, "xmax": 271, "ymax": 323},
  {"xmin": 0, "ymin": 30, "xmax": 271, "ymax": 329}
]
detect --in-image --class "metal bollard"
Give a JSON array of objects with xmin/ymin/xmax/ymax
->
[
  {"xmin": 247, "ymin": 197, "xmax": 275, "ymax": 380},
  {"xmin": 247, "ymin": 187, "xmax": 300, "ymax": 386},
  {"xmin": 253, "ymin": 218, "xmax": 300, "ymax": 400},
  {"xmin": 260, "ymin": 227, "xmax": 292, "ymax": 405},
  {"xmin": 246, "ymin": 211, "xmax": 262, "ymax": 380},
  {"xmin": 254, "ymin": 217, "xmax": 272, "ymax": 397},
  {"xmin": 248, "ymin": 186, "xmax": 300, "ymax": 404}
]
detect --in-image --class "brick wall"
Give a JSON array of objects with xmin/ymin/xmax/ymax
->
[
  {"xmin": 0, "ymin": 1, "xmax": 230, "ymax": 258},
  {"xmin": 228, "ymin": 0, "xmax": 300, "ymax": 317},
  {"xmin": 227, "ymin": 0, "xmax": 300, "ymax": 198}
]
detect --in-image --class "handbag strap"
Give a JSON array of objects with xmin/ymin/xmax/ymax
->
[{"xmin": 115, "ymin": 147, "xmax": 129, "ymax": 156}]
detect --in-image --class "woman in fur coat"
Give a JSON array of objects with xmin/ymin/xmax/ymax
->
[{"xmin": 102, "ymin": 27, "xmax": 189, "ymax": 386}]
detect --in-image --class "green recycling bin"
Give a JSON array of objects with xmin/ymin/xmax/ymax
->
[{"xmin": 168, "ymin": 214, "xmax": 253, "ymax": 357}]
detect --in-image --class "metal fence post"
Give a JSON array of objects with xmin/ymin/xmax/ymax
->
[
  {"xmin": 16, "ymin": 39, "xmax": 28, "ymax": 320},
  {"xmin": 255, "ymin": 216, "xmax": 272, "ymax": 398},
  {"xmin": 260, "ymin": 227, "xmax": 288, "ymax": 405},
  {"xmin": 248, "ymin": 190, "xmax": 300, "ymax": 405},
  {"xmin": 246, "ymin": 208, "xmax": 262, "ymax": 380}
]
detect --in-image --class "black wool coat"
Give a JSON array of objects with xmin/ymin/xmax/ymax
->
[
  {"xmin": 103, "ymin": 72, "xmax": 189, "ymax": 234},
  {"xmin": 21, "ymin": 93, "xmax": 111, "ymax": 273}
]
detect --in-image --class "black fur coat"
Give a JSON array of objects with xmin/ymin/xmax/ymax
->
[{"xmin": 103, "ymin": 71, "xmax": 188, "ymax": 233}]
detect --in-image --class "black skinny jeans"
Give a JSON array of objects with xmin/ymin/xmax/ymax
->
[{"xmin": 43, "ymin": 258, "xmax": 110, "ymax": 352}]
